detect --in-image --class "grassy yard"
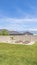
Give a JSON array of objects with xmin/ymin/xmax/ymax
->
[{"xmin": 0, "ymin": 43, "xmax": 37, "ymax": 65}]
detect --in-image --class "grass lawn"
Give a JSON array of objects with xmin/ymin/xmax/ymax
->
[{"xmin": 0, "ymin": 43, "xmax": 37, "ymax": 65}]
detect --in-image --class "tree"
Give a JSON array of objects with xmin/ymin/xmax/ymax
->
[
  {"xmin": 0, "ymin": 31, "xmax": 2, "ymax": 35},
  {"xmin": 0, "ymin": 29, "xmax": 9, "ymax": 35}
]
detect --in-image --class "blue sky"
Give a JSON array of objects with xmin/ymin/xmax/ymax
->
[{"xmin": 0, "ymin": 0, "xmax": 37, "ymax": 31}]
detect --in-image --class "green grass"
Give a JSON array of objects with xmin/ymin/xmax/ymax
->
[{"xmin": 0, "ymin": 43, "xmax": 37, "ymax": 65}]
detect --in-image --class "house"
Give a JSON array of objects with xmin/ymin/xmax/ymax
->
[
  {"xmin": 0, "ymin": 29, "xmax": 37, "ymax": 44},
  {"xmin": 9, "ymin": 31, "xmax": 34, "ymax": 44}
]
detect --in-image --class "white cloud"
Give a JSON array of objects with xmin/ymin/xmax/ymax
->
[
  {"xmin": 0, "ymin": 17, "xmax": 37, "ymax": 31},
  {"xmin": 24, "ymin": 28, "xmax": 37, "ymax": 31},
  {"xmin": 0, "ymin": 17, "xmax": 37, "ymax": 23}
]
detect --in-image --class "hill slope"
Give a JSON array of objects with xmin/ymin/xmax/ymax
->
[{"xmin": 0, "ymin": 43, "xmax": 37, "ymax": 65}]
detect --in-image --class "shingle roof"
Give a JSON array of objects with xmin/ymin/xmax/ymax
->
[
  {"xmin": 0, "ymin": 29, "xmax": 33, "ymax": 35},
  {"xmin": 23, "ymin": 32, "xmax": 33, "ymax": 35}
]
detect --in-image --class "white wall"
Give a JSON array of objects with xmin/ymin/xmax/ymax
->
[{"xmin": 0, "ymin": 35, "xmax": 37, "ymax": 43}]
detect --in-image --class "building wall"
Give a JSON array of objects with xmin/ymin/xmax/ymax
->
[
  {"xmin": 0, "ymin": 35, "xmax": 37, "ymax": 43},
  {"xmin": 10, "ymin": 35, "xmax": 37, "ymax": 43},
  {"xmin": 0, "ymin": 36, "xmax": 11, "ymax": 43}
]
